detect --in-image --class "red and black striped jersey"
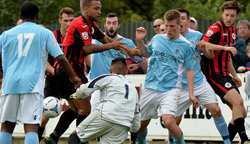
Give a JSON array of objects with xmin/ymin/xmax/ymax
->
[
  {"xmin": 62, "ymin": 15, "xmax": 105, "ymax": 70},
  {"xmin": 202, "ymin": 21, "xmax": 237, "ymax": 76}
]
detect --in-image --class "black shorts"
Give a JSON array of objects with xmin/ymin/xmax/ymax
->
[
  {"xmin": 44, "ymin": 75, "xmax": 60, "ymax": 99},
  {"xmin": 206, "ymin": 75, "xmax": 240, "ymax": 103}
]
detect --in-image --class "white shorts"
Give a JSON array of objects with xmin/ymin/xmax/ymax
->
[
  {"xmin": 140, "ymin": 88, "xmax": 181, "ymax": 121},
  {"xmin": 76, "ymin": 110, "xmax": 129, "ymax": 144},
  {"xmin": 90, "ymin": 90, "xmax": 100, "ymax": 112},
  {"xmin": 0, "ymin": 93, "xmax": 43, "ymax": 124},
  {"xmin": 176, "ymin": 80, "xmax": 218, "ymax": 116}
]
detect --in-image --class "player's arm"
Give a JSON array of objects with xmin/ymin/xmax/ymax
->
[
  {"xmin": 46, "ymin": 62, "xmax": 55, "ymax": 75},
  {"xmin": 55, "ymin": 55, "xmax": 81, "ymax": 88},
  {"xmin": 186, "ymin": 69, "xmax": 199, "ymax": 108},
  {"xmin": 229, "ymin": 56, "xmax": 242, "ymax": 87},
  {"xmin": 136, "ymin": 27, "xmax": 148, "ymax": 57}
]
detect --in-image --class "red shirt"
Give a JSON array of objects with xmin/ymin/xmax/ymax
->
[{"xmin": 202, "ymin": 21, "xmax": 237, "ymax": 76}]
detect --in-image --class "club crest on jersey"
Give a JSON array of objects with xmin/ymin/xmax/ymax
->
[
  {"xmin": 175, "ymin": 49, "xmax": 180, "ymax": 54},
  {"xmin": 206, "ymin": 30, "xmax": 213, "ymax": 37},
  {"xmin": 82, "ymin": 32, "xmax": 88, "ymax": 40},
  {"xmin": 193, "ymin": 54, "xmax": 196, "ymax": 58},
  {"xmin": 232, "ymin": 33, "xmax": 236, "ymax": 40},
  {"xmin": 52, "ymin": 41, "xmax": 58, "ymax": 45},
  {"xmin": 225, "ymin": 82, "xmax": 232, "ymax": 88},
  {"xmin": 91, "ymin": 27, "xmax": 95, "ymax": 35}
]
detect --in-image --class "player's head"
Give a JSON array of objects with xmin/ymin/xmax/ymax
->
[
  {"xmin": 164, "ymin": 10, "xmax": 181, "ymax": 40},
  {"xmin": 80, "ymin": 0, "xmax": 101, "ymax": 22},
  {"xmin": 110, "ymin": 57, "xmax": 127, "ymax": 76},
  {"xmin": 237, "ymin": 20, "xmax": 250, "ymax": 41},
  {"xmin": 58, "ymin": 7, "xmax": 74, "ymax": 32},
  {"xmin": 20, "ymin": 2, "xmax": 39, "ymax": 23},
  {"xmin": 189, "ymin": 17, "xmax": 198, "ymax": 31},
  {"xmin": 177, "ymin": 8, "xmax": 190, "ymax": 35},
  {"xmin": 153, "ymin": 18, "xmax": 164, "ymax": 34},
  {"xmin": 104, "ymin": 13, "xmax": 120, "ymax": 39},
  {"xmin": 159, "ymin": 24, "xmax": 166, "ymax": 34},
  {"xmin": 221, "ymin": 1, "xmax": 241, "ymax": 28}
]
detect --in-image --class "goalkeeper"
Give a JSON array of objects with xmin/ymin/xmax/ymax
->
[{"xmin": 68, "ymin": 57, "xmax": 141, "ymax": 144}]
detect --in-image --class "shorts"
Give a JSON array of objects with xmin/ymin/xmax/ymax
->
[
  {"xmin": 76, "ymin": 110, "xmax": 129, "ymax": 143},
  {"xmin": 206, "ymin": 75, "xmax": 240, "ymax": 103},
  {"xmin": 0, "ymin": 93, "xmax": 43, "ymax": 124},
  {"xmin": 44, "ymin": 75, "xmax": 60, "ymax": 99},
  {"xmin": 139, "ymin": 88, "xmax": 181, "ymax": 121},
  {"xmin": 176, "ymin": 80, "xmax": 218, "ymax": 116}
]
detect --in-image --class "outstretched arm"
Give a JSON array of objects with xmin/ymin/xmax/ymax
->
[{"xmin": 136, "ymin": 27, "xmax": 148, "ymax": 58}]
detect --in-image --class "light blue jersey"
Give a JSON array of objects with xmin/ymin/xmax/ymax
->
[
  {"xmin": 181, "ymin": 29, "xmax": 205, "ymax": 88},
  {"xmin": 0, "ymin": 22, "xmax": 63, "ymax": 95},
  {"xmin": 145, "ymin": 34, "xmax": 195, "ymax": 92},
  {"xmin": 90, "ymin": 35, "xmax": 142, "ymax": 79}
]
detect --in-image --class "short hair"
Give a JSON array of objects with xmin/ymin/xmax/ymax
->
[
  {"xmin": 237, "ymin": 20, "xmax": 250, "ymax": 30},
  {"xmin": 81, "ymin": 0, "xmax": 100, "ymax": 7},
  {"xmin": 20, "ymin": 2, "xmax": 39, "ymax": 20},
  {"xmin": 111, "ymin": 57, "xmax": 127, "ymax": 73},
  {"xmin": 221, "ymin": 1, "xmax": 241, "ymax": 14},
  {"xmin": 164, "ymin": 10, "xmax": 181, "ymax": 24},
  {"xmin": 105, "ymin": 13, "xmax": 120, "ymax": 24},
  {"xmin": 177, "ymin": 8, "xmax": 190, "ymax": 19},
  {"xmin": 59, "ymin": 7, "xmax": 74, "ymax": 19}
]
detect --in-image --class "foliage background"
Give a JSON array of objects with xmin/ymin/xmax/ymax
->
[{"xmin": 0, "ymin": 0, "xmax": 250, "ymax": 26}]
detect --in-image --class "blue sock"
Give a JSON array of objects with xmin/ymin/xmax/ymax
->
[
  {"xmin": 172, "ymin": 133, "xmax": 185, "ymax": 144},
  {"xmin": 168, "ymin": 132, "xmax": 174, "ymax": 144},
  {"xmin": 137, "ymin": 128, "xmax": 148, "ymax": 144},
  {"xmin": 214, "ymin": 116, "xmax": 231, "ymax": 144},
  {"xmin": 0, "ymin": 132, "xmax": 12, "ymax": 144},
  {"xmin": 25, "ymin": 132, "xmax": 39, "ymax": 144}
]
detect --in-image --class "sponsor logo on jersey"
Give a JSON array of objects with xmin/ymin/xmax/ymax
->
[
  {"xmin": 211, "ymin": 25, "xmax": 218, "ymax": 28},
  {"xmin": 206, "ymin": 30, "xmax": 213, "ymax": 37},
  {"xmin": 82, "ymin": 25, "xmax": 87, "ymax": 29},
  {"xmin": 175, "ymin": 48, "xmax": 180, "ymax": 54},
  {"xmin": 91, "ymin": 27, "xmax": 95, "ymax": 35},
  {"xmin": 82, "ymin": 32, "xmax": 88, "ymax": 40},
  {"xmin": 225, "ymin": 82, "xmax": 232, "ymax": 88}
]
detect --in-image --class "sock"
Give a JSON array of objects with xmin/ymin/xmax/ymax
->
[
  {"xmin": 234, "ymin": 118, "xmax": 249, "ymax": 143},
  {"xmin": 172, "ymin": 133, "xmax": 185, "ymax": 144},
  {"xmin": 228, "ymin": 122, "xmax": 238, "ymax": 141},
  {"xmin": 0, "ymin": 132, "xmax": 12, "ymax": 144},
  {"xmin": 168, "ymin": 132, "xmax": 174, "ymax": 144},
  {"xmin": 213, "ymin": 117, "xmax": 230, "ymax": 144},
  {"xmin": 130, "ymin": 132, "xmax": 137, "ymax": 143},
  {"xmin": 76, "ymin": 115, "xmax": 87, "ymax": 126},
  {"xmin": 137, "ymin": 128, "xmax": 147, "ymax": 144},
  {"xmin": 38, "ymin": 126, "xmax": 45, "ymax": 141},
  {"xmin": 52, "ymin": 108, "xmax": 78, "ymax": 142},
  {"xmin": 24, "ymin": 132, "xmax": 39, "ymax": 144},
  {"xmin": 68, "ymin": 133, "xmax": 80, "ymax": 144}
]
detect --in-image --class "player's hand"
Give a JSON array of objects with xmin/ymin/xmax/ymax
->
[
  {"xmin": 128, "ymin": 63, "xmax": 140, "ymax": 73},
  {"xmin": 127, "ymin": 47, "xmax": 142, "ymax": 60},
  {"xmin": 233, "ymin": 76, "xmax": 242, "ymax": 87},
  {"xmin": 111, "ymin": 37, "xmax": 129, "ymax": 54},
  {"xmin": 238, "ymin": 66, "xmax": 246, "ymax": 73},
  {"xmin": 227, "ymin": 47, "xmax": 237, "ymax": 56},
  {"xmin": 190, "ymin": 95, "xmax": 200, "ymax": 109},
  {"xmin": 69, "ymin": 93, "xmax": 78, "ymax": 99},
  {"xmin": 196, "ymin": 41, "xmax": 206, "ymax": 51},
  {"xmin": 69, "ymin": 76, "xmax": 81, "ymax": 89},
  {"xmin": 136, "ymin": 27, "xmax": 147, "ymax": 41}
]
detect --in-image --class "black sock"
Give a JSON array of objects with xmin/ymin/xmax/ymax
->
[
  {"xmin": 130, "ymin": 132, "xmax": 137, "ymax": 143},
  {"xmin": 51, "ymin": 108, "xmax": 77, "ymax": 141},
  {"xmin": 76, "ymin": 115, "xmax": 87, "ymax": 126},
  {"xmin": 68, "ymin": 133, "xmax": 80, "ymax": 144},
  {"xmin": 38, "ymin": 126, "xmax": 45, "ymax": 141},
  {"xmin": 228, "ymin": 122, "xmax": 238, "ymax": 141},
  {"xmin": 234, "ymin": 118, "xmax": 249, "ymax": 143}
]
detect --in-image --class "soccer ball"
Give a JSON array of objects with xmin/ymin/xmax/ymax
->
[{"xmin": 43, "ymin": 97, "xmax": 62, "ymax": 118}]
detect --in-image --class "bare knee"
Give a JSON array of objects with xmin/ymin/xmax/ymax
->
[
  {"xmin": 210, "ymin": 106, "xmax": 222, "ymax": 118},
  {"xmin": 138, "ymin": 120, "xmax": 150, "ymax": 133},
  {"xmin": 162, "ymin": 115, "xmax": 175, "ymax": 128}
]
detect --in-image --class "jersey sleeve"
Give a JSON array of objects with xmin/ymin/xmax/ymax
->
[
  {"xmin": 146, "ymin": 39, "xmax": 154, "ymax": 57},
  {"xmin": 184, "ymin": 44, "xmax": 195, "ymax": 70},
  {"xmin": 92, "ymin": 22, "xmax": 105, "ymax": 40},
  {"xmin": 0, "ymin": 34, "xmax": 3, "ymax": 54},
  {"xmin": 46, "ymin": 31, "xmax": 63, "ymax": 58},
  {"xmin": 202, "ymin": 24, "xmax": 221, "ymax": 43}
]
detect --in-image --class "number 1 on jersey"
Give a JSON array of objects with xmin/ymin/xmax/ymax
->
[
  {"xmin": 125, "ymin": 84, "xmax": 129, "ymax": 99},
  {"xmin": 17, "ymin": 33, "xmax": 35, "ymax": 57}
]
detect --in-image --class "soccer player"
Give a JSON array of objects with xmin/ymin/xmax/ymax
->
[
  {"xmin": 38, "ymin": 7, "xmax": 75, "ymax": 141},
  {"xmin": 0, "ymin": 2, "xmax": 81, "ymax": 144},
  {"xmin": 68, "ymin": 57, "xmax": 140, "ymax": 144},
  {"xmin": 168, "ymin": 8, "xmax": 231, "ymax": 144},
  {"xmin": 201, "ymin": 1, "xmax": 250, "ymax": 143},
  {"xmin": 44, "ymin": 0, "xmax": 141, "ymax": 143},
  {"xmin": 136, "ymin": 10, "xmax": 199, "ymax": 144}
]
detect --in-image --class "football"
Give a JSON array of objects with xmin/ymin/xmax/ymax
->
[{"xmin": 43, "ymin": 96, "xmax": 62, "ymax": 118}]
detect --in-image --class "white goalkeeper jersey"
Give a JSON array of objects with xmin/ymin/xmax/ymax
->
[{"xmin": 75, "ymin": 74, "xmax": 140, "ymax": 129}]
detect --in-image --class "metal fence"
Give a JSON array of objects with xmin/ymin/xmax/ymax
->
[{"xmin": 0, "ymin": 19, "xmax": 248, "ymax": 43}]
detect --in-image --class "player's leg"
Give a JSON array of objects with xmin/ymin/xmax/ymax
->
[
  {"xmin": 0, "ymin": 94, "xmax": 20, "ymax": 144},
  {"xmin": 224, "ymin": 89, "xmax": 249, "ymax": 143},
  {"xmin": 72, "ymin": 97, "xmax": 91, "ymax": 125}
]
